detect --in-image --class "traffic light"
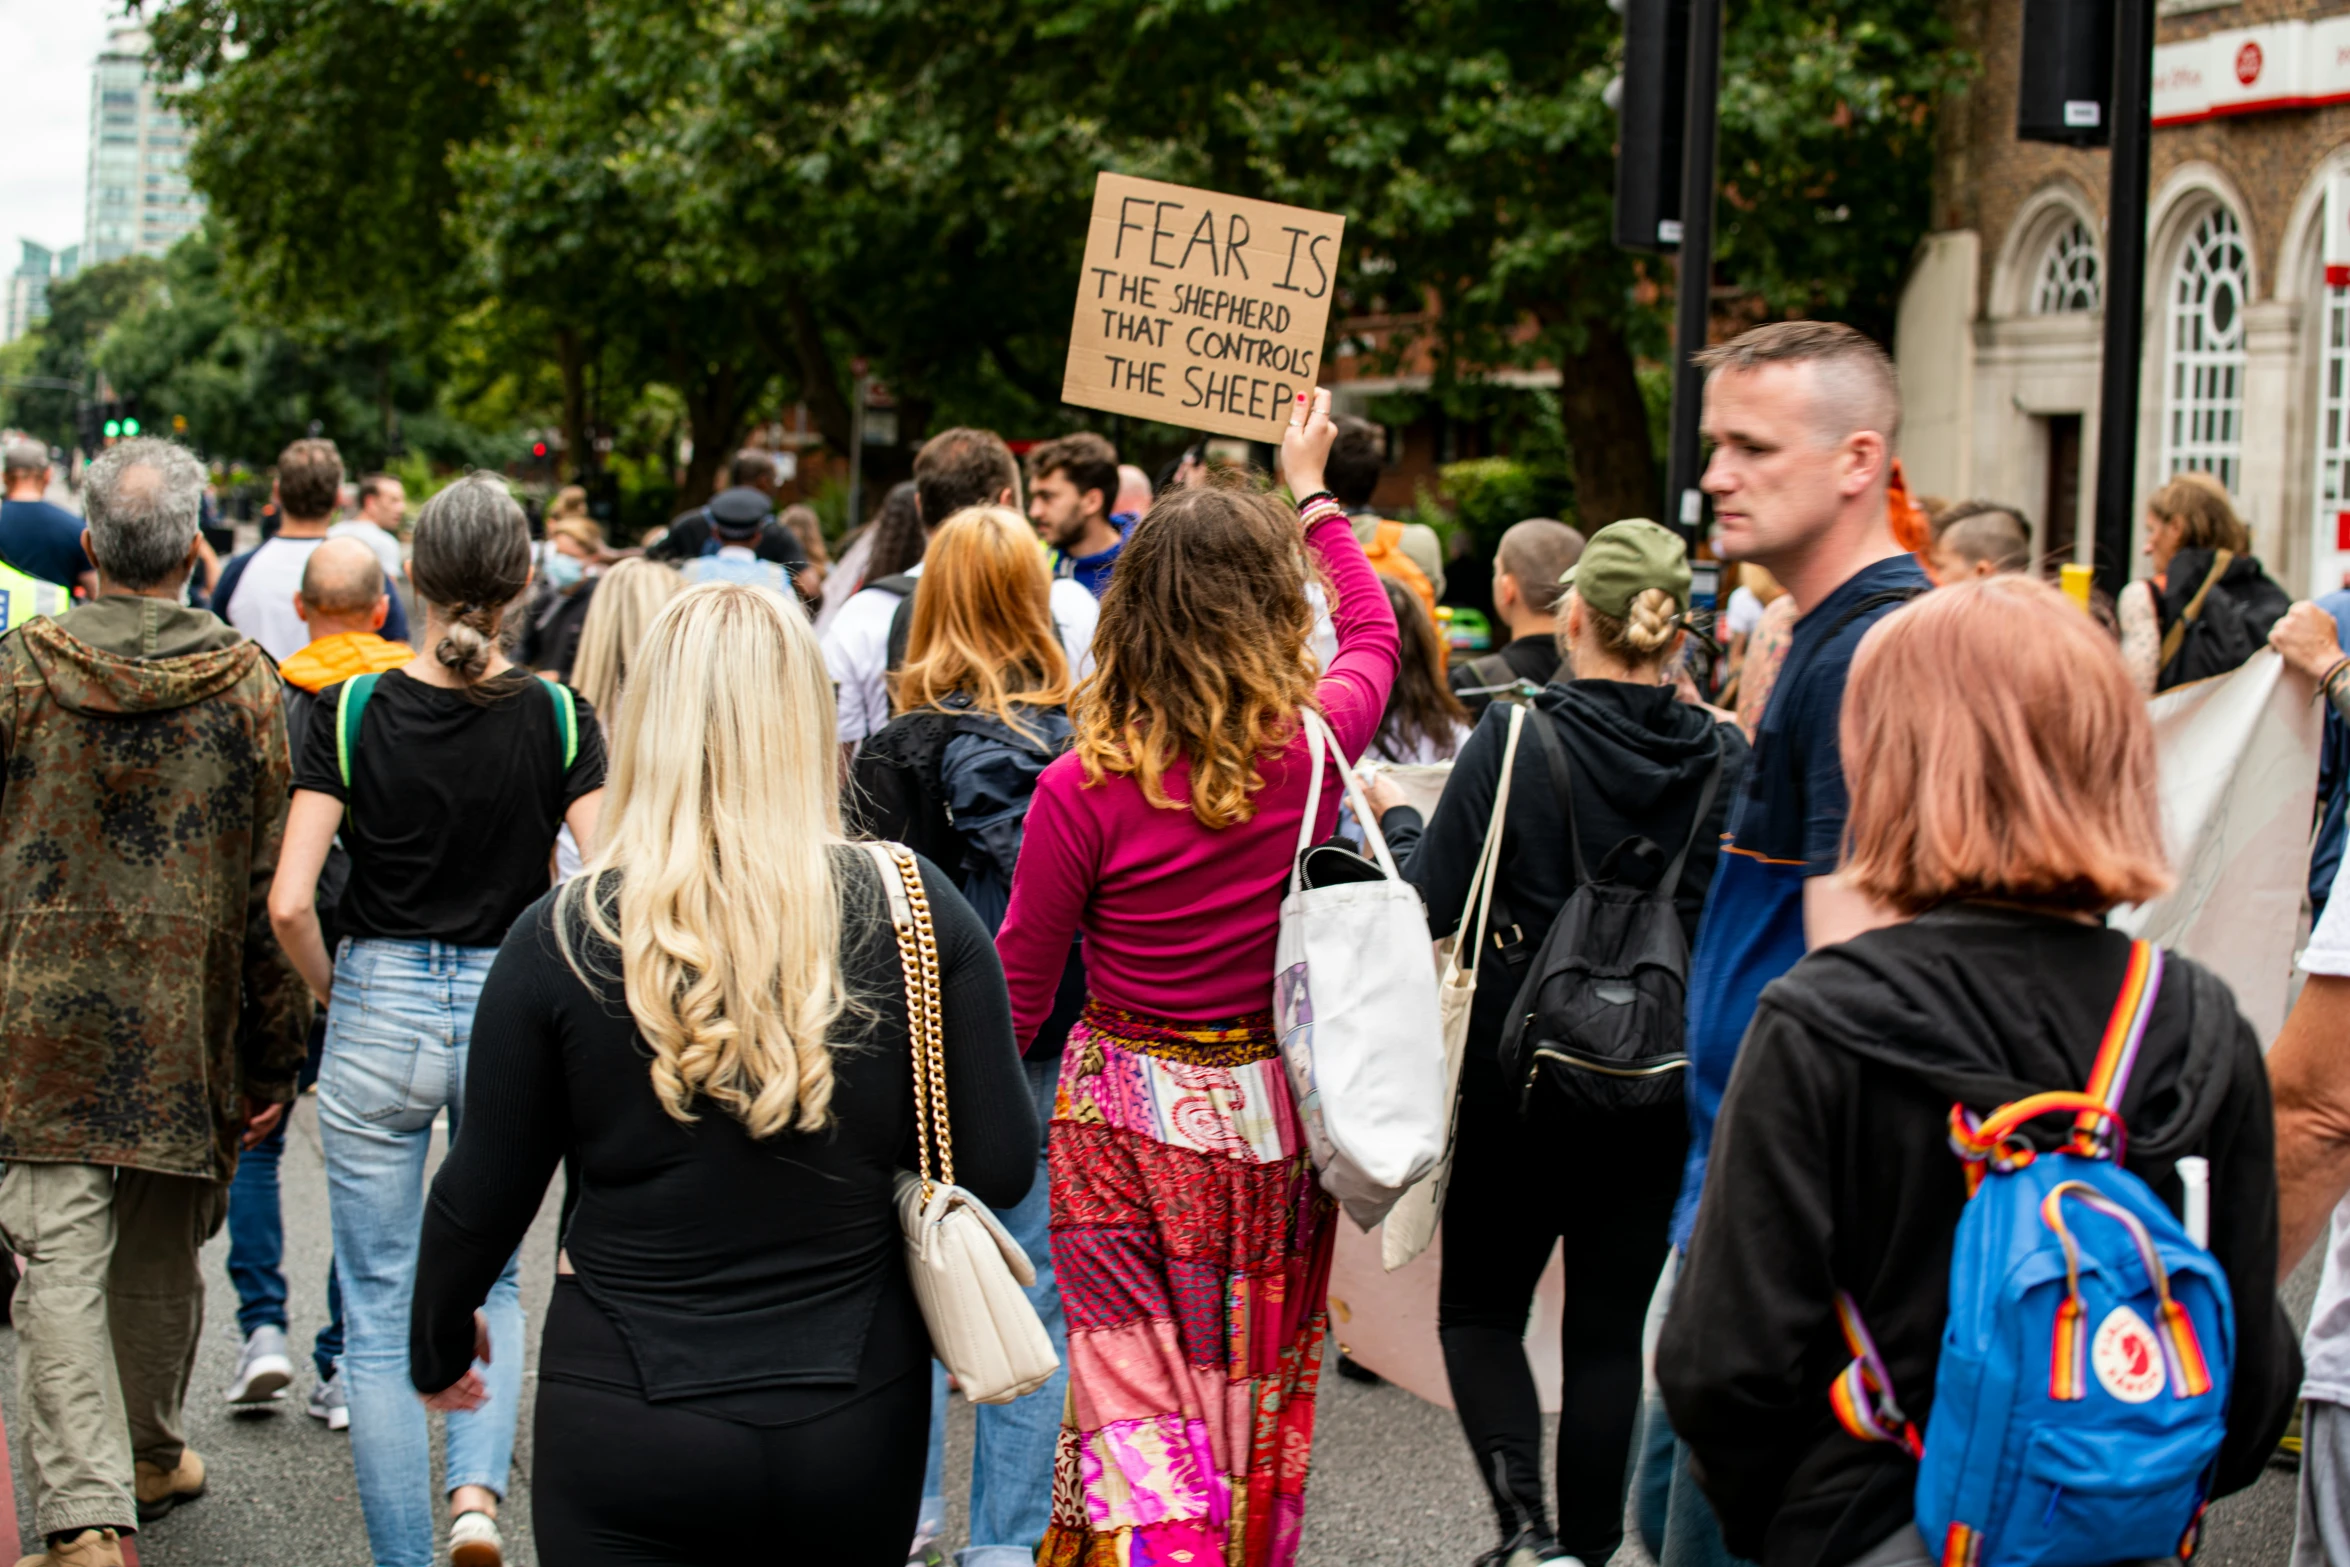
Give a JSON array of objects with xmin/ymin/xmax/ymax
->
[
  {"xmin": 2017, "ymin": 0, "xmax": 2113, "ymax": 146},
  {"xmin": 1613, "ymin": 0, "xmax": 1692, "ymax": 254}
]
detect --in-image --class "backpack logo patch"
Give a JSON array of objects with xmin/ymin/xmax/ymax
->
[{"xmin": 2091, "ymin": 1305, "xmax": 2167, "ymax": 1403}]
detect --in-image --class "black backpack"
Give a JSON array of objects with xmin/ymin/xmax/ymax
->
[
  {"xmin": 2156, "ymin": 546, "xmax": 2292, "ymax": 690},
  {"xmin": 1497, "ymin": 713, "xmax": 1723, "ymax": 1114}
]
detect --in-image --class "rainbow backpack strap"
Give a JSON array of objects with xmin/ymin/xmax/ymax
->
[
  {"xmin": 2075, "ymin": 940, "xmax": 2164, "ymax": 1152},
  {"xmin": 1827, "ymin": 1290, "xmax": 1923, "ymax": 1460}
]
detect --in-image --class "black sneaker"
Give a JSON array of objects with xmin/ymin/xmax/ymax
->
[{"xmin": 1472, "ymin": 1528, "xmax": 1567, "ymax": 1567}]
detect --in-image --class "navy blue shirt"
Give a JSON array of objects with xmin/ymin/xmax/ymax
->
[
  {"xmin": 0, "ymin": 499, "xmax": 90, "ymax": 589},
  {"xmin": 1672, "ymin": 553, "xmax": 1930, "ymax": 1246}
]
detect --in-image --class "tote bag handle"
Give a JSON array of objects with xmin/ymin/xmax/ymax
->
[{"xmin": 1293, "ymin": 708, "xmax": 1406, "ymax": 882}]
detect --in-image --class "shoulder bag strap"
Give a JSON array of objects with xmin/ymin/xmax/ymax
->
[
  {"xmin": 861, "ymin": 841, "xmax": 952, "ymax": 1197},
  {"xmin": 1524, "ymin": 709, "xmax": 1592, "ymax": 884},
  {"xmin": 2157, "ymin": 550, "xmax": 2234, "ymax": 672},
  {"xmin": 1660, "ymin": 731, "xmax": 1728, "ymax": 899},
  {"xmin": 1456, "ymin": 704, "xmax": 1527, "ymax": 978},
  {"xmin": 545, "ymin": 679, "xmax": 580, "ymax": 771},
  {"xmin": 335, "ymin": 671, "xmax": 383, "ymax": 793}
]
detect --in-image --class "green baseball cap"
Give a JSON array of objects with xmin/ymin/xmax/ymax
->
[{"xmin": 1558, "ymin": 518, "xmax": 1692, "ymax": 620}]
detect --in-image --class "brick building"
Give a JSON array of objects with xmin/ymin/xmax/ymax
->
[{"xmin": 1898, "ymin": 0, "xmax": 2350, "ymax": 593}]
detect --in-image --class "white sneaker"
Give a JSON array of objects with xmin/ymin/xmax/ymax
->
[
  {"xmin": 448, "ymin": 1509, "xmax": 503, "ymax": 1567},
  {"xmin": 224, "ymin": 1325, "xmax": 293, "ymax": 1406},
  {"xmin": 306, "ymin": 1368, "xmax": 349, "ymax": 1431}
]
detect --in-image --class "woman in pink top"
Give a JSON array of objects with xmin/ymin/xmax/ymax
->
[{"xmin": 999, "ymin": 391, "xmax": 1399, "ymax": 1567}]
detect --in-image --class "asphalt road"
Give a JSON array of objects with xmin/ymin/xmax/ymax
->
[{"xmin": 0, "ymin": 1098, "xmax": 2310, "ymax": 1566}]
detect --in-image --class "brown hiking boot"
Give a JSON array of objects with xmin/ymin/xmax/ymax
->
[
  {"xmin": 133, "ymin": 1446, "xmax": 206, "ymax": 1521},
  {"xmin": 12, "ymin": 1528, "xmax": 126, "ymax": 1567}
]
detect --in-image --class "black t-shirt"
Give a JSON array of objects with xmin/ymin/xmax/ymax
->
[{"xmin": 294, "ymin": 669, "xmax": 606, "ymax": 947}]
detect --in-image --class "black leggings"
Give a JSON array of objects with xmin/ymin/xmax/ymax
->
[
  {"xmin": 531, "ymin": 1282, "xmax": 930, "ymax": 1566},
  {"xmin": 1437, "ymin": 1072, "xmax": 1686, "ymax": 1561}
]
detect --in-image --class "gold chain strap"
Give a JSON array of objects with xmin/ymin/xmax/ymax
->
[{"xmin": 881, "ymin": 845, "xmax": 954, "ymax": 1197}]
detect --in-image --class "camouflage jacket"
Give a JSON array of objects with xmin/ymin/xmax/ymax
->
[{"xmin": 0, "ymin": 596, "xmax": 311, "ymax": 1181}]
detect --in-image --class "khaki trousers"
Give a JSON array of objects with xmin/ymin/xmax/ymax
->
[{"xmin": 0, "ymin": 1162, "xmax": 228, "ymax": 1539}]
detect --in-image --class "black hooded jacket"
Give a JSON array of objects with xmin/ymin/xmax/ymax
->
[
  {"xmin": 1658, "ymin": 905, "xmax": 2298, "ymax": 1567},
  {"xmin": 1382, "ymin": 679, "xmax": 1748, "ymax": 1098}
]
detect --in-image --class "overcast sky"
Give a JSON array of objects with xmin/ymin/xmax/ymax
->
[{"xmin": 1, "ymin": 1, "xmax": 123, "ymax": 261}]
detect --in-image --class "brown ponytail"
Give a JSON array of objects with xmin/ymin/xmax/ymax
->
[{"xmin": 406, "ymin": 473, "xmax": 534, "ymax": 689}]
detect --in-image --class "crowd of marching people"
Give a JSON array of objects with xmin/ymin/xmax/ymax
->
[{"xmin": 6, "ymin": 311, "xmax": 2350, "ymax": 1567}]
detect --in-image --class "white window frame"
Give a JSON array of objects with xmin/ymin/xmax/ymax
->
[
  {"xmin": 2032, "ymin": 219, "xmax": 2102, "ymax": 314},
  {"xmin": 2161, "ymin": 205, "xmax": 2251, "ymax": 495}
]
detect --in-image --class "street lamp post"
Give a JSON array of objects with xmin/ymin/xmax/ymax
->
[
  {"xmin": 1665, "ymin": 0, "xmax": 1724, "ymax": 543},
  {"xmin": 2093, "ymin": 0, "xmax": 2157, "ymax": 601}
]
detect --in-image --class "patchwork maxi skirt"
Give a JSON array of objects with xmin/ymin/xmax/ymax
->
[{"xmin": 1038, "ymin": 1003, "xmax": 1337, "ymax": 1567}]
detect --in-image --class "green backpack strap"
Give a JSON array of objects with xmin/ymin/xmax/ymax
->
[
  {"xmin": 547, "ymin": 680, "xmax": 579, "ymax": 772},
  {"xmin": 335, "ymin": 671, "xmax": 383, "ymax": 792}
]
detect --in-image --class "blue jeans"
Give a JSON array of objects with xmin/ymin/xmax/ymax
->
[
  {"xmin": 1631, "ymin": 1252, "xmax": 1752, "ymax": 1567},
  {"xmin": 319, "ymin": 939, "xmax": 524, "ymax": 1567},
  {"xmin": 227, "ymin": 1019, "xmax": 345, "ymax": 1377},
  {"xmin": 920, "ymin": 1055, "xmax": 1068, "ymax": 1567},
  {"xmin": 227, "ymin": 1117, "xmax": 347, "ymax": 1378}
]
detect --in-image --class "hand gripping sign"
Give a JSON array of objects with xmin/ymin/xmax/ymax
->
[{"xmin": 1060, "ymin": 173, "xmax": 1347, "ymax": 444}]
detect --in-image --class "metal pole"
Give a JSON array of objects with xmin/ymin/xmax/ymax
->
[
  {"xmin": 1665, "ymin": 0, "xmax": 1724, "ymax": 541},
  {"xmin": 2093, "ymin": 0, "xmax": 2156, "ymax": 601},
  {"xmin": 845, "ymin": 371, "xmax": 867, "ymax": 531}
]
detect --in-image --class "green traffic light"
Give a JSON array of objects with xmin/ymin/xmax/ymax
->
[
  {"xmin": 121, "ymin": 417, "xmax": 140, "ymax": 436},
  {"xmin": 102, "ymin": 420, "xmax": 121, "ymax": 439}
]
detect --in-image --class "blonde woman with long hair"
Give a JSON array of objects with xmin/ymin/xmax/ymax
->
[
  {"xmin": 409, "ymin": 583, "xmax": 1035, "ymax": 1567},
  {"xmin": 848, "ymin": 506, "xmax": 1079, "ymax": 1567},
  {"xmin": 995, "ymin": 391, "xmax": 1398, "ymax": 1566},
  {"xmin": 565, "ymin": 557, "xmax": 684, "ymax": 722}
]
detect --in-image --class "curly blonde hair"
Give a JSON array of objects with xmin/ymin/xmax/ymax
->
[{"xmin": 1072, "ymin": 477, "xmax": 1320, "ymax": 829}]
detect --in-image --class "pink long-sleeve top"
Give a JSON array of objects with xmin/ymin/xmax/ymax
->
[{"xmin": 995, "ymin": 509, "xmax": 1401, "ymax": 1047}]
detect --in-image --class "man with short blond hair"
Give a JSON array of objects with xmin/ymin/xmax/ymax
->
[{"xmin": 1641, "ymin": 319, "xmax": 1928, "ymax": 1567}]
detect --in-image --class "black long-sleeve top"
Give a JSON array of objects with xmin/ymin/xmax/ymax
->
[
  {"xmin": 1658, "ymin": 908, "xmax": 2298, "ymax": 1567},
  {"xmin": 410, "ymin": 847, "xmax": 1036, "ymax": 1401},
  {"xmin": 1381, "ymin": 681, "xmax": 1747, "ymax": 1096}
]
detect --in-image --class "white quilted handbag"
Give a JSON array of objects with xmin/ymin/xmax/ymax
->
[
  {"xmin": 863, "ymin": 842, "xmax": 1059, "ymax": 1405},
  {"xmin": 1274, "ymin": 710, "xmax": 1449, "ymax": 1230}
]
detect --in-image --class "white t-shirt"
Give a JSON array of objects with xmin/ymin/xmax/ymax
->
[
  {"xmin": 225, "ymin": 536, "xmax": 330, "ymax": 662},
  {"xmin": 2297, "ymin": 859, "xmax": 2350, "ymax": 1403},
  {"xmin": 328, "ymin": 518, "xmax": 405, "ymax": 584},
  {"xmin": 1724, "ymin": 585, "xmax": 1765, "ymax": 639},
  {"xmin": 820, "ymin": 561, "xmax": 1100, "ymax": 745}
]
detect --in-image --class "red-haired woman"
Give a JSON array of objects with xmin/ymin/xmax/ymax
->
[
  {"xmin": 1658, "ymin": 575, "xmax": 2297, "ymax": 1567},
  {"xmin": 995, "ymin": 390, "xmax": 1398, "ymax": 1567}
]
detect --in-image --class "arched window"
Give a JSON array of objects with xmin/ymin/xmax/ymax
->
[
  {"xmin": 2031, "ymin": 219, "xmax": 2101, "ymax": 314},
  {"xmin": 2162, "ymin": 205, "xmax": 2251, "ymax": 495},
  {"xmin": 2317, "ymin": 265, "xmax": 2350, "ymax": 577}
]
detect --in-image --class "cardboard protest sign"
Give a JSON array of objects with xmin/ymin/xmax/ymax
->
[{"xmin": 1060, "ymin": 173, "xmax": 1346, "ymax": 444}]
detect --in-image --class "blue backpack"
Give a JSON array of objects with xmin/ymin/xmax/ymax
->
[{"xmin": 1830, "ymin": 942, "xmax": 2234, "ymax": 1567}]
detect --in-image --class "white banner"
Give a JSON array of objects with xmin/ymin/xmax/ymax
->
[{"xmin": 2113, "ymin": 650, "xmax": 2323, "ymax": 1044}]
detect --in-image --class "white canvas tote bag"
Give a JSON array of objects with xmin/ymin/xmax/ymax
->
[
  {"xmin": 1383, "ymin": 702, "xmax": 1525, "ymax": 1270},
  {"xmin": 1275, "ymin": 709, "xmax": 1449, "ymax": 1230}
]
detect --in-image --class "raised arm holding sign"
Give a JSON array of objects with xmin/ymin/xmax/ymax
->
[{"xmin": 1060, "ymin": 173, "xmax": 1348, "ymax": 444}]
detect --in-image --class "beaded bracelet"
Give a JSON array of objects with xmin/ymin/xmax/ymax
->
[{"xmin": 1294, "ymin": 489, "xmax": 1339, "ymax": 513}]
